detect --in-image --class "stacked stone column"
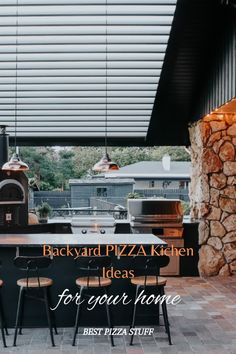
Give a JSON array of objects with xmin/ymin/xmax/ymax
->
[{"xmin": 189, "ymin": 114, "xmax": 236, "ymax": 276}]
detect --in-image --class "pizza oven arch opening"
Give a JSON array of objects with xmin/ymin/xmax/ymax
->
[{"xmin": 0, "ymin": 179, "xmax": 25, "ymax": 205}]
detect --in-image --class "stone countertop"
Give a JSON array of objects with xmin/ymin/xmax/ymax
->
[
  {"xmin": 48, "ymin": 218, "xmax": 199, "ymax": 225},
  {"xmin": 0, "ymin": 233, "xmax": 167, "ymax": 247}
]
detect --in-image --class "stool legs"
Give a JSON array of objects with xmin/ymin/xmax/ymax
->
[
  {"xmin": 130, "ymin": 285, "xmax": 140, "ymax": 345},
  {"xmin": 72, "ymin": 286, "xmax": 83, "ymax": 346},
  {"xmin": 0, "ymin": 297, "xmax": 7, "ymax": 348},
  {"xmin": 19, "ymin": 288, "xmax": 25, "ymax": 335},
  {"xmin": 0, "ymin": 316, "xmax": 6, "ymax": 347},
  {"xmin": 130, "ymin": 285, "xmax": 172, "ymax": 346},
  {"xmin": 13, "ymin": 287, "xmax": 24, "ymax": 346},
  {"xmin": 47, "ymin": 287, "xmax": 58, "ymax": 335},
  {"xmin": 43, "ymin": 288, "xmax": 55, "ymax": 347},
  {"xmin": 0, "ymin": 291, "xmax": 8, "ymax": 337},
  {"xmin": 104, "ymin": 287, "xmax": 114, "ymax": 347},
  {"xmin": 14, "ymin": 287, "xmax": 56, "ymax": 347},
  {"xmin": 72, "ymin": 286, "xmax": 114, "ymax": 347},
  {"xmin": 160, "ymin": 287, "xmax": 172, "ymax": 345}
]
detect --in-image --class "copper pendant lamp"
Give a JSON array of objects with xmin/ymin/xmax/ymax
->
[
  {"xmin": 92, "ymin": 151, "xmax": 119, "ymax": 172},
  {"xmin": 92, "ymin": 0, "xmax": 119, "ymax": 173},
  {"xmin": 2, "ymin": 0, "xmax": 29, "ymax": 172}
]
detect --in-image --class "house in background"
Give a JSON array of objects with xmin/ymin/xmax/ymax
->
[
  {"xmin": 69, "ymin": 178, "xmax": 134, "ymax": 209},
  {"xmin": 103, "ymin": 159, "xmax": 191, "ymax": 201},
  {"xmin": 32, "ymin": 160, "xmax": 190, "ymax": 210}
]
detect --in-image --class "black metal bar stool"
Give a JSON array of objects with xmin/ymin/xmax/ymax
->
[
  {"xmin": 130, "ymin": 255, "xmax": 172, "ymax": 345},
  {"xmin": 0, "ymin": 261, "xmax": 8, "ymax": 348},
  {"xmin": 13, "ymin": 256, "xmax": 57, "ymax": 347},
  {"xmin": 72, "ymin": 256, "xmax": 114, "ymax": 347}
]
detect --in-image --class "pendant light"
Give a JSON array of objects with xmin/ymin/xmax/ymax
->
[
  {"xmin": 2, "ymin": 0, "xmax": 29, "ymax": 172},
  {"xmin": 92, "ymin": 0, "xmax": 119, "ymax": 173}
]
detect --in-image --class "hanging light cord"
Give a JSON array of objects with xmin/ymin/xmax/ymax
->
[
  {"xmin": 105, "ymin": 0, "xmax": 108, "ymax": 154},
  {"xmin": 14, "ymin": 0, "xmax": 19, "ymax": 152}
]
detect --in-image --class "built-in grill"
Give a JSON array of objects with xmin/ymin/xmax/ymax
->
[
  {"xmin": 71, "ymin": 215, "xmax": 116, "ymax": 234},
  {"xmin": 128, "ymin": 198, "xmax": 184, "ymax": 275}
]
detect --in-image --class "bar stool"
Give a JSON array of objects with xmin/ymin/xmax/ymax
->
[
  {"xmin": 72, "ymin": 256, "xmax": 114, "ymax": 347},
  {"xmin": 0, "ymin": 261, "xmax": 8, "ymax": 348},
  {"xmin": 13, "ymin": 256, "xmax": 57, "ymax": 347},
  {"xmin": 129, "ymin": 255, "xmax": 172, "ymax": 345}
]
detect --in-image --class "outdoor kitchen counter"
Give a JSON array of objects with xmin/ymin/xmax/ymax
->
[
  {"xmin": 0, "ymin": 233, "xmax": 166, "ymax": 328},
  {"xmin": 0, "ymin": 233, "xmax": 167, "ymax": 247}
]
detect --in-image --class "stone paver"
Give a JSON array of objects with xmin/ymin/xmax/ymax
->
[{"xmin": 0, "ymin": 276, "xmax": 235, "ymax": 354}]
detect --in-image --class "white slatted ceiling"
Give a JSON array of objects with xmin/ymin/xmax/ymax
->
[{"xmin": 0, "ymin": 0, "xmax": 177, "ymax": 140}]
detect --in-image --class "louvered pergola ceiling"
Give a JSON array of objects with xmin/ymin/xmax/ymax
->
[{"xmin": 0, "ymin": 0, "xmax": 177, "ymax": 146}]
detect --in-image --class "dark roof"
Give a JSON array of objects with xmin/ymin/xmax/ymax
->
[
  {"xmin": 104, "ymin": 160, "xmax": 190, "ymax": 178},
  {"xmin": 147, "ymin": 0, "xmax": 236, "ymax": 146},
  {"xmin": 69, "ymin": 178, "xmax": 135, "ymax": 185}
]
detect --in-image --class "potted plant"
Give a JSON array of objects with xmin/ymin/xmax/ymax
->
[{"xmin": 37, "ymin": 202, "xmax": 52, "ymax": 224}]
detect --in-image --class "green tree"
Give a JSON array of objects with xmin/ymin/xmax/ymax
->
[
  {"xmin": 72, "ymin": 146, "xmax": 190, "ymax": 177},
  {"xmin": 56, "ymin": 149, "xmax": 77, "ymax": 190},
  {"xmin": 18, "ymin": 145, "xmax": 190, "ymax": 191},
  {"xmin": 20, "ymin": 147, "xmax": 60, "ymax": 190},
  {"xmin": 111, "ymin": 147, "xmax": 151, "ymax": 166},
  {"xmin": 150, "ymin": 146, "xmax": 190, "ymax": 161},
  {"xmin": 72, "ymin": 147, "xmax": 105, "ymax": 178}
]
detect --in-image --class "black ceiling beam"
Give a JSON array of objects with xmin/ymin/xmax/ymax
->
[
  {"xmin": 146, "ymin": 0, "xmax": 234, "ymax": 146},
  {"xmin": 9, "ymin": 136, "xmax": 148, "ymax": 147}
]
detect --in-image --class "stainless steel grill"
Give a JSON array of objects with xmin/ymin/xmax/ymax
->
[
  {"xmin": 71, "ymin": 215, "xmax": 116, "ymax": 234},
  {"xmin": 128, "ymin": 198, "xmax": 183, "ymax": 236},
  {"xmin": 128, "ymin": 198, "xmax": 184, "ymax": 275}
]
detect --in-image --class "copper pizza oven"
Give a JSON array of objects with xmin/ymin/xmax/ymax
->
[
  {"xmin": 0, "ymin": 171, "xmax": 29, "ymax": 227},
  {"xmin": 0, "ymin": 126, "xmax": 28, "ymax": 227}
]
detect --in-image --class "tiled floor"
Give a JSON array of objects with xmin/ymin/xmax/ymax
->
[{"xmin": 0, "ymin": 276, "xmax": 236, "ymax": 354}]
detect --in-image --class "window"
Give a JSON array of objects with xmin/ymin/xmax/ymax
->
[
  {"xmin": 179, "ymin": 181, "xmax": 185, "ymax": 189},
  {"xmin": 162, "ymin": 181, "xmax": 171, "ymax": 189},
  {"xmin": 96, "ymin": 188, "xmax": 107, "ymax": 197},
  {"xmin": 149, "ymin": 180, "xmax": 155, "ymax": 188}
]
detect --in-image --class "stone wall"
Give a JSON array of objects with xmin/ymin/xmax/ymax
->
[{"xmin": 189, "ymin": 113, "xmax": 236, "ymax": 276}]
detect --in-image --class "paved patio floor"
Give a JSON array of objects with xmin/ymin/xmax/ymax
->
[{"xmin": 0, "ymin": 276, "xmax": 236, "ymax": 354}]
